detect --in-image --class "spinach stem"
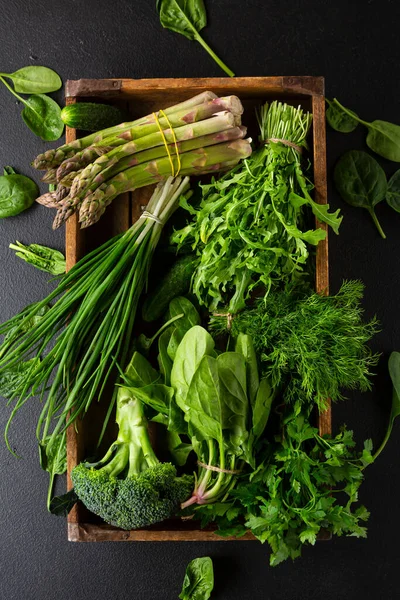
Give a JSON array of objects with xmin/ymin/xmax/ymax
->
[
  {"xmin": 0, "ymin": 75, "xmax": 29, "ymax": 106},
  {"xmin": 194, "ymin": 33, "xmax": 235, "ymax": 77},
  {"xmin": 368, "ymin": 208, "xmax": 386, "ymax": 239}
]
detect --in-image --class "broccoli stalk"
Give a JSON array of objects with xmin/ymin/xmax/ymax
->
[{"xmin": 71, "ymin": 359, "xmax": 193, "ymax": 530}]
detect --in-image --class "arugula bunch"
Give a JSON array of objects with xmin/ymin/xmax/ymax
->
[{"xmin": 172, "ymin": 101, "xmax": 342, "ymax": 313}]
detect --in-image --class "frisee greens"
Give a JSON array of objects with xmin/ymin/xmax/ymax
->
[{"xmin": 172, "ymin": 101, "xmax": 342, "ymax": 313}]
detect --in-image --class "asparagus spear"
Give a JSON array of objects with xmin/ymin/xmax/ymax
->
[
  {"xmin": 77, "ymin": 139, "xmax": 252, "ymax": 228},
  {"xmin": 32, "ymin": 91, "xmax": 218, "ymax": 170},
  {"xmin": 68, "ymin": 112, "xmax": 241, "ymax": 200},
  {"xmin": 55, "ymin": 96, "xmax": 243, "ymax": 180},
  {"xmin": 35, "ymin": 192, "xmax": 60, "ymax": 209}
]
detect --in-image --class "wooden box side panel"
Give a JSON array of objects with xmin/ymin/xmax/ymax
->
[{"xmin": 65, "ymin": 77, "xmax": 330, "ymax": 540}]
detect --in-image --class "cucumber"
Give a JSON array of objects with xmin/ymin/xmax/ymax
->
[
  {"xmin": 142, "ymin": 254, "xmax": 198, "ymax": 322},
  {"xmin": 60, "ymin": 103, "xmax": 125, "ymax": 131}
]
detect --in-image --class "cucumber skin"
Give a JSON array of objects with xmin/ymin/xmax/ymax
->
[
  {"xmin": 60, "ymin": 103, "xmax": 124, "ymax": 131},
  {"xmin": 142, "ymin": 255, "xmax": 198, "ymax": 322}
]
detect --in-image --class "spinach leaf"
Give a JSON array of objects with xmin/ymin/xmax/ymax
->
[
  {"xmin": 167, "ymin": 431, "xmax": 193, "ymax": 466},
  {"xmin": 171, "ymin": 325, "xmax": 215, "ymax": 412},
  {"xmin": 251, "ymin": 377, "xmax": 275, "ymax": 442},
  {"xmin": 0, "ymin": 66, "xmax": 62, "ymax": 94},
  {"xmin": 21, "ymin": 94, "xmax": 64, "ymax": 141},
  {"xmin": 179, "ymin": 556, "xmax": 214, "ymax": 600},
  {"xmin": 217, "ymin": 352, "xmax": 249, "ymax": 458},
  {"xmin": 9, "ymin": 241, "xmax": 66, "ymax": 275},
  {"xmin": 39, "ymin": 431, "xmax": 67, "ymax": 510},
  {"xmin": 126, "ymin": 383, "xmax": 174, "ymax": 415},
  {"xmin": 386, "ymin": 169, "xmax": 400, "ymax": 213},
  {"xmin": 158, "ymin": 329, "xmax": 174, "ymax": 385},
  {"xmin": 0, "ymin": 168, "xmax": 38, "ymax": 218},
  {"xmin": 235, "ymin": 333, "xmax": 259, "ymax": 406},
  {"xmin": 156, "ymin": 0, "xmax": 234, "ymax": 77},
  {"xmin": 332, "ymin": 98, "xmax": 400, "ymax": 162},
  {"xmin": 334, "ymin": 150, "xmax": 387, "ymax": 238},
  {"xmin": 326, "ymin": 98, "xmax": 359, "ymax": 133},
  {"xmin": 185, "ymin": 355, "xmax": 222, "ymax": 441},
  {"xmin": 125, "ymin": 351, "xmax": 160, "ymax": 387},
  {"xmin": 49, "ymin": 488, "xmax": 78, "ymax": 517},
  {"xmin": 373, "ymin": 351, "xmax": 400, "ymax": 460}
]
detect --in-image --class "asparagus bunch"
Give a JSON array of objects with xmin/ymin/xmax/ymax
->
[{"xmin": 32, "ymin": 92, "xmax": 251, "ymax": 229}]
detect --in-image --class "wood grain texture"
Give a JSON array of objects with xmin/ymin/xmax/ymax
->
[{"xmin": 65, "ymin": 76, "xmax": 330, "ymax": 542}]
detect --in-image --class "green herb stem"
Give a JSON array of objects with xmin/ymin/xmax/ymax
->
[
  {"xmin": 194, "ymin": 33, "xmax": 235, "ymax": 77},
  {"xmin": 0, "ymin": 75, "xmax": 29, "ymax": 106},
  {"xmin": 367, "ymin": 208, "xmax": 386, "ymax": 239}
]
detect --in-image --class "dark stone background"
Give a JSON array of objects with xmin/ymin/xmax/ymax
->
[{"xmin": 0, "ymin": 1, "xmax": 399, "ymax": 598}]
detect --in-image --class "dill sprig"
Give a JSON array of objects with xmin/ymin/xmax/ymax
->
[{"xmin": 211, "ymin": 281, "xmax": 380, "ymax": 410}]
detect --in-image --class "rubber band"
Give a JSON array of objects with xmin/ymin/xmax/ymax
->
[
  {"xmin": 141, "ymin": 210, "xmax": 163, "ymax": 225},
  {"xmin": 197, "ymin": 461, "xmax": 242, "ymax": 475},
  {"xmin": 152, "ymin": 110, "xmax": 181, "ymax": 177},
  {"xmin": 265, "ymin": 137, "xmax": 303, "ymax": 154},
  {"xmin": 159, "ymin": 109, "xmax": 181, "ymax": 177},
  {"xmin": 212, "ymin": 312, "xmax": 234, "ymax": 330}
]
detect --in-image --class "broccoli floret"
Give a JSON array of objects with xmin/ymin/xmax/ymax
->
[{"xmin": 71, "ymin": 360, "xmax": 193, "ymax": 530}]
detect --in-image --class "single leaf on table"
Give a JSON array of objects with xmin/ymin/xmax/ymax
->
[
  {"xmin": 0, "ymin": 170, "xmax": 39, "ymax": 218},
  {"xmin": 326, "ymin": 98, "xmax": 359, "ymax": 133},
  {"xmin": 179, "ymin": 556, "xmax": 214, "ymax": 600},
  {"xmin": 332, "ymin": 98, "xmax": 400, "ymax": 162},
  {"xmin": 0, "ymin": 66, "xmax": 62, "ymax": 93},
  {"xmin": 334, "ymin": 150, "xmax": 387, "ymax": 239},
  {"xmin": 21, "ymin": 94, "xmax": 64, "ymax": 141},
  {"xmin": 156, "ymin": 0, "xmax": 235, "ymax": 77},
  {"xmin": 49, "ymin": 488, "xmax": 78, "ymax": 517},
  {"xmin": 39, "ymin": 431, "xmax": 67, "ymax": 510},
  {"xmin": 386, "ymin": 169, "xmax": 400, "ymax": 213},
  {"xmin": 373, "ymin": 351, "xmax": 400, "ymax": 460},
  {"xmin": 9, "ymin": 241, "xmax": 66, "ymax": 275}
]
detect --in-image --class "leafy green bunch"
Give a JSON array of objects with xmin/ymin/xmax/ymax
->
[
  {"xmin": 172, "ymin": 101, "xmax": 342, "ymax": 313},
  {"xmin": 211, "ymin": 280, "xmax": 380, "ymax": 410},
  {"xmin": 197, "ymin": 405, "xmax": 373, "ymax": 566}
]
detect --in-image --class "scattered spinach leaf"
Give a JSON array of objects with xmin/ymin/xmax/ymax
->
[
  {"xmin": 179, "ymin": 556, "xmax": 214, "ymax": 600},
  {"xmin": 156, "ymin": 0, "xmax": 234, "ymax": 77},
  {"xmin": 21, "ymin": 94, "xmax": 64, "ymax": 141},
  {"xmin": 373, "ymin": 351, "xmax": 400, "ymax": 460},
  {"xmin": 9, "ymin": 241, "xmax": 66, "ymax": 275},
  {"xmin": 49, "ymin": 488, "xmax": 78, "ymax": 517},
  {"xmin": 0, "ymin": 66, "xmax": 62, "ymax": 94},
  {"xmin": 386, "ymin": 169, "xmax": 400, "ymax": 213},
  {"xmin": 0, "ymin": 167, "xmax": 39, "ymax": 218},
  {"xmin": 334, "ymin": 150, "xmax": 387, "ymax": 238},
  {"xmin": 326, "ymin": 98, "xmax": 359, "ymax": 133},
  {"xmin": 331, "ymin": 98, "xmax": 400, "ymax": 162},
  {"xmin": 39, "ymin": 431, "xmax": 67, "ymax": 510}
]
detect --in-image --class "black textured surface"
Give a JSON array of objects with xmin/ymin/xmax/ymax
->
[{"xmin": 1, "ymin": 1, "xmax": 400, "ymax": 598}]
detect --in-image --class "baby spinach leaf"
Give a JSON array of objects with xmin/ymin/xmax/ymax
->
[
  {"xmin": 235, "ymin": 333, "xmax": 259, "ymax": 407},
  {"xmin": 127, "ymin": 383, "xmax": 174, "ymax": 415},
  {"xmin": 179, "ymin": 556, "xmax": 214, "ymax": 600},
  {"xmin": 373, "ymin": 351, "xmax": 400, "ymax": 460},
  {"xmin": 332, "ymin": 98, "xmax": 400, "ymax": 162},
  {"xmin": 171, "ymin": 325, "xmax": 215, "ymax": 412},
  {"xmin": 156, "ymin": 0, "xmax": 234, "ymax": 77},
  {"xmin": 0, "ymin": 169, "xmax": 38, "ymax": 218},
  {"xmin": 49, "ymin": 488, "xmax": 78, "ymax": 517},
  {"xmin": 251, "ymin": 377, "xmax": 275, "ymax": 442},
  {"xmin": 185, "ymin": 355, "xmax": 222, "ymax": 442},
  {"xmin": 39, "ymin": 431, "xmax": 67, "ymax": 510},
  {"xmin": 386, "ymin": 169, "xmax": 400, "ymax": 213},
  {"xmin": 158, "ymin": 329, "xmax": 174, "ymax": 385},
  {"xmin": 326, "ymin": 99, "xmax": 359, "ymax": 133},
  {"xmin": 21, "ymin": 94, "xmax": 64, "ymax": 141},
  {"xmin": 167, "ymin": 431, "xmax": 193, "ymax": 466},
  {"xmin": 334, "ymin": 150, "xmax": 387, "ymax": 238},
  {"xmin": 0, "ymin": 66, "xmax": 62, "ymax": 94},
  {"xmin": 125, "ymin": 351, "xmax": 160, "ymax": 387}
]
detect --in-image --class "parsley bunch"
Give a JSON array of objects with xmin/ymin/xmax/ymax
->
[{"xmin": 196, "ymin": 406, "xmax": 373, "ymax": 566}]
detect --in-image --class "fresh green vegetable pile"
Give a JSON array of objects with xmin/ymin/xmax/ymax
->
[{"xmin": 32, "ymin": 92, "xmax": 250, "ymax": 229}]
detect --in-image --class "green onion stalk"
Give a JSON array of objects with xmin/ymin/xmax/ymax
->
[{"xmin": 0, "ymin": 177, "xmax": 190, "ymax": 463}]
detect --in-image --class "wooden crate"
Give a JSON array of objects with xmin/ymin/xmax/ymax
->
[{"xmin": 65, "ymin": 77, "xmax": 330, "ymax": 542}]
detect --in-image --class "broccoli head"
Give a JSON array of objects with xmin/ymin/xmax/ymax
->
[{"xmin": 71, "ymin": 359, "xmax": 193, "ymax": 530}]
